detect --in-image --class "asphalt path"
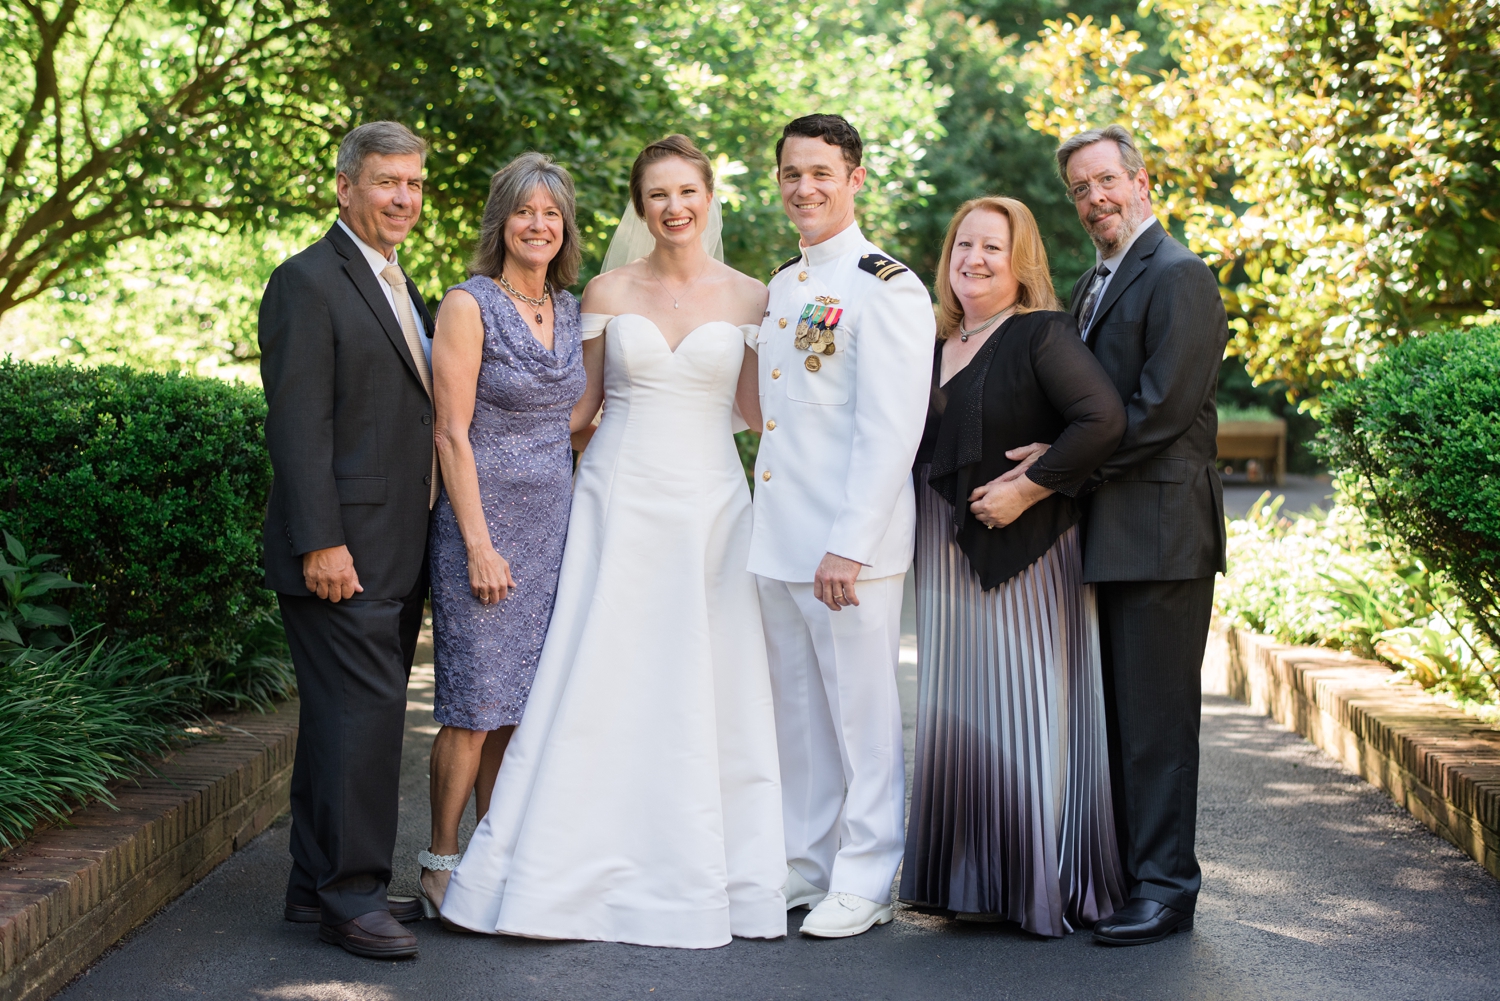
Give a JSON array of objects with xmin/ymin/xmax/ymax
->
[
  {"xmin": 56, "ymin": 578, "xmax": 1500, "ymax": 1001},
  {"xmin": 1221, "ymin": 474, "xmax": 1334, "ymax": 519}
]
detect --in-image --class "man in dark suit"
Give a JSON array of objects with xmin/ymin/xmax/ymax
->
[
  {"xmin": 1017, "ymin": 125, "xmax": 1227, "ymax": 945},
  {"xmin": 258, "ymin": 121, "xmax": 437, "ymax": 959}
]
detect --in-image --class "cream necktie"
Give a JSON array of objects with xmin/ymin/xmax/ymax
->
[{"xmin": 380, "ymin": 264, "xmax": 439, "ymax": 508}]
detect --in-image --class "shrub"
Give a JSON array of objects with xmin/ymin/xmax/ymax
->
[
  {"xmin": 1319, "ymin": 325, "xmax": 1500, "ymax": 652},
  {"xmin": 0, "ymin": 633, "xmax": 207, "ymax": 847},
  {"xmin": 0, "ymin": 360, "xmax": 290, "ymax": 701},
  {"xmin": 1217, "ymin": 494, "xmax": 1497, "ymax": 713}
]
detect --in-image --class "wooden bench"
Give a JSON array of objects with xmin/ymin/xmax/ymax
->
[{"xmin": 1217, "ymin": 418, "xmax": 1287, "ymax": 485}]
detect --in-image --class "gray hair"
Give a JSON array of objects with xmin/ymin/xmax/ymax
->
[
  {"xmin": 336, "ymin": 121, "xmax": 428, "ymax": 182},
  {"xmin": 469, "ymin": 152, "xmax": 582, "ymax": 289},
  {"xmin": 1054, "ymin": 124, "xmax": 1146, "ymax": 184}
]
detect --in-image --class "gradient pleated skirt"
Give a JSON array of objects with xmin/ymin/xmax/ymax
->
[{"xmin": 899, "ymin": 468, "xmax": 1126, "ymax": 937}]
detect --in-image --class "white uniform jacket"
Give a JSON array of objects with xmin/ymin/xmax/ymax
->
[{"xmin": 747, "ymin": 224, "xmax": 936, "ymax": 582}]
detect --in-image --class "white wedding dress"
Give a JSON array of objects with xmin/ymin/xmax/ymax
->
[{"xmin": 439, "ymin": 313, "xmax": 788, "ymax": 949}]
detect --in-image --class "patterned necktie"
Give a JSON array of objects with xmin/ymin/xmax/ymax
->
[
  {"xmin": 1077, "ymin": 264, "xmax": 1112, "ymax": 339},
  {"xmin": 380, "ymin": 264, "xmax": 439, "ymax": 508}
]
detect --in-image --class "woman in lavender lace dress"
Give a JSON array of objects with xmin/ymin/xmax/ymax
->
[{"xmin": 418, "ymin": 153, "xmax": 589, "ymax": 916}]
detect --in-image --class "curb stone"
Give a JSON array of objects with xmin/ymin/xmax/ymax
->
[
  {"xmin": 1212, "ymin": 625, "xmax": 1500, "ymax": 881},
  {"xmin": 0, "ymin": 702, "xmax": 298, "ymax": 1001}
]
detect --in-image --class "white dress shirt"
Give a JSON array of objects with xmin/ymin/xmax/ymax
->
[{"xmin": 337, "ymin": 218, "xmax": 430, "ymax": 366}]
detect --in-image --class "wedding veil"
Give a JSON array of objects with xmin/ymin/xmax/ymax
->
[{"xmin": 600, "ymin": 198, "xmax": 724, "ymax": 274}]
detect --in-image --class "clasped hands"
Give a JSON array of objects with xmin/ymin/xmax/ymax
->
[{"xmin": 967, "ymin": 442, "xmax": 1053, "ymax": 530}]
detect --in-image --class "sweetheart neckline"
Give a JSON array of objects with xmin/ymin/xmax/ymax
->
[{"xmin": 611, "ymin": 313, "xmax": 745, "ymax": 355}]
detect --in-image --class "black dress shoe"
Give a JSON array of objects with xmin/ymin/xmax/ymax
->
[
  {"xmin": 319, "ymin": 909, "xmax": 419, "ymax": 959},
  {"xmin": 285, "ymin": 896, "xmax": 424, "ymax": 924},
  {"xmin": 1093, "ymin": 898, "xmax": 1193, "ymax": 946}
]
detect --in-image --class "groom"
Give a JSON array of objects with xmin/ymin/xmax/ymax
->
[{"xmin": 749, "ymin": 114, "xmax": 935, "ymax": 939}]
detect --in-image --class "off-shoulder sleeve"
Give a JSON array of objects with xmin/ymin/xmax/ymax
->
[
  {"xmin": 580, "ymin": 313, "xmax": 614, "ymax": 341},
  {"xmin": 739, "ymin": 323, "xmax": 760, "ymax": 350}
]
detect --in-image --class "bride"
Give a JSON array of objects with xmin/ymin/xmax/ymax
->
[{"xmin": 438, "ymin": 134, "xmax": 787, "ymax": 948}]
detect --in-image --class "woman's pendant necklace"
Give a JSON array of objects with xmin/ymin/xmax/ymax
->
[
  {"xmin": 498, "ymin": 272, "xmax": 549, "ymax": 325},
  {"xmin": 959, "ymin": 304, "xmax": 1016, "ymax": 342},
  {"xmin": 650, "ymin": 258, "xmax": 706, "ymax": 309}
]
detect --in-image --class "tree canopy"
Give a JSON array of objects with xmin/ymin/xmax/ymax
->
[
  {"xmin": 0, "ymin": 0, "xmax": 336, "ymax": 320},
  {"xmin": 5, "ymin": 0, "xmax": 1498, "ymax": 400}
]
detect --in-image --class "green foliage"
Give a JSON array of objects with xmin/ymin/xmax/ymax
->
[
  {"xmin": 1023, "ymin": 0, "xmax": 1500, "ymax": 396},
  {"xmin": 0, "ymin": 532, "xmax": 83, "ymax": 650},
  {"xmin": 655, "ymin": 1, "xmax": 948, "ymax": 276},
  {"xmin": 1217, "ymin": 494, "xmax": 1498, "ymax": 712},
  {"xmin": 0, "ymin": 0, "xmax": 338, "ymax": 320},
  {"xmin": 1318, "ymin": 324, "xmax": 1500, "ymax": 655},
  {"xmin": 331, "ymin": 0, "xmax": 675, "ymax": 294},
  {"xmin": 0, "ymin": 360, "xmax": 275, "ymax": 672},
  {"xmin": 0, "ymin": 632, "xmax": 206, "ymax": 847},
  {"xmin": 0, "ymin": 223, "xmax": 323, "ymax": 379}
]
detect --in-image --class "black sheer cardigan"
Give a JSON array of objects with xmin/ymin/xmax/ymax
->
[{"xmin": 919, "ymin": 310, "xmax": 1126, "ymax": 589}]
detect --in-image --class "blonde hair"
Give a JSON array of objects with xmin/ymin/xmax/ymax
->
[{"xmin": 934, "ymin": 197, "xmax": 1060, "ymax": 340}]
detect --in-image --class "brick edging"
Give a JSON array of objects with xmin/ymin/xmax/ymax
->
[
  {"xmin": 0, "ymin": 701, "xmax": 299, "ymax": 1001},
  {"xmin": 1212, "ymin": 626, "xmax": 1500, "ymax": 880}
]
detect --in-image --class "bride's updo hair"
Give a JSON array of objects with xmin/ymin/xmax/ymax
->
[{"xmin": 629, "ymin": 135, "xmax": 715, "ymax": 216}]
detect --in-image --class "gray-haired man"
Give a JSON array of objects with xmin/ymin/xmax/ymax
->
[
  {"xmin": 259, "ymin": 121, "xmax": 436, "ymax": 959},
  {"xmin": 1015, "ymin": 124, "xmax": 1227, "ymax": 945}
]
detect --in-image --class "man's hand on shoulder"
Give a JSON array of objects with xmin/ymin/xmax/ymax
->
[
  {"xmin": 303, "ymin": 545, "xmax": 363, "ymax": 602},
  {"xmin": 813, "ymin": 552, "xmax": 863, "ymax": 612}
]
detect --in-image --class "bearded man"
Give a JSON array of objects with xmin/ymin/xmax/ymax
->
[{"xmin": 1013, "ymin": 124, "xmax": 1228, "ymax": 945}]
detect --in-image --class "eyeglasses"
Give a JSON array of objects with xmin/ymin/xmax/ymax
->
[{"xmin": 1068, "ymin": 172, "xmax": 1125, "ymax": 202}]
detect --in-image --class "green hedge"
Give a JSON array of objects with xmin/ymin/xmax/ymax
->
[
  {"xmin": 0, "ymin": 360, "xmax": 280, "ymax": 681},
  {"xmin": 1319, "ymin": 324, "xmax": 1500, "ymax": 652}
]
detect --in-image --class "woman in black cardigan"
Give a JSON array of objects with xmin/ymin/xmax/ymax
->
[{"xmin": 899, "ymin": 196, "xmax": 1127, "ymax": 937}]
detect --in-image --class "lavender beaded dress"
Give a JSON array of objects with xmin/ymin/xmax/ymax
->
[{"xmin": 428, "ymin": 277, "xmax": 586, "ymax": 731}]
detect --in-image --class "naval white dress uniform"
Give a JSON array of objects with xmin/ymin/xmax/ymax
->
[{"xmin": 749, "ymin": 222, "xmax": 935, "ymax": 903}]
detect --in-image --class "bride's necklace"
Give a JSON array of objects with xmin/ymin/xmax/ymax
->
[
  {"xmin": 498, "ymin": 271, "xmax": 550, "ymax": 325},
  {"xmin": 959, "ymin": 303, "xmax": 1016, "ymax": 342},
  {"xmin": 649, "ymin": 256, "xmax": 706, "ymax": 309}
]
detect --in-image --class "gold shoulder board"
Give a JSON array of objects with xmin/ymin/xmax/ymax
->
[
  {"xmin": 858, "ymin": 253, "xmax": 910, "ymax": 282},
  {"xmin": 769, "ymin": 254, "xmax": 802, "ymax": 279}
]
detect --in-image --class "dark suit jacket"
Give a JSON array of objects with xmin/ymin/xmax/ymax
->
[
  {"xmin": 1070, "ymin": 220, "xmax": 1228, "ymax": 583},
  {"xmin": 258, "ymin": 222, "xmax": 435, "ymax": 599},
  {"xmin": 923, "ymin": 311, "xmax": 1125, "ymax": 589}
]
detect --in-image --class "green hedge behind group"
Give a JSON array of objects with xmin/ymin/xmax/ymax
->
[{"xmin": 0, "ymin": 360, "xmax": 274, "ymax": 671}]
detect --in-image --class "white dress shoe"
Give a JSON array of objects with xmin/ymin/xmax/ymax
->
[
  {"xmin": 784, "ymin": 865, "xmax": 827, "ymax": 911},
  {"xmin": 799, "ymin": 892, "xmax": 894, "ymax": 938}
]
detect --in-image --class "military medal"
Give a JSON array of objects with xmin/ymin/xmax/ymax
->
[{"xmin": 794, "ymin": 300, "xmax": 842, "ymax": 356}]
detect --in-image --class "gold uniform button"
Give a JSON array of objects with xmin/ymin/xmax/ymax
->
[
  {"xmin": 762, "ymin": 470, "xmax": 772, "ymax": 482},
  {"xmin": 778, "ymin": 317, "xmax": 787, "ymax": 328},
  {"xmin": 797, "ymin": 271, "xmax": 808, "ymax": 282},
  {"xmin": 772, "ymin": 368, "xmax": 781, "ymax": 379},
  {"xmin": 765, "ymin": 419, "xmax": 776, "ymax": 430},
  {"xmin": 804, "ymin": 355, "xmax": 822, "ymax": 372}
]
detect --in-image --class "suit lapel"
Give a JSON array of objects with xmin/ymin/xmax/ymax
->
[
  {"xmin": 1084, "ymin": 221, "xmax": 1167, "ymax": 345},
  {"xmin": 326, "ymin": 223, "xmax": 426, "ymax": 390}
]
